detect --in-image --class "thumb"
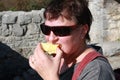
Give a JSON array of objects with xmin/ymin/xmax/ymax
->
[{"xmin": 55, "ymin": 47, "xmax": 63, "ymax": 61}]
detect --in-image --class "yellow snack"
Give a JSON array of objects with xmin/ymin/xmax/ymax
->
[{"xmin": 41, "ymin": 43, "xmax": 59, "ymax": 54}]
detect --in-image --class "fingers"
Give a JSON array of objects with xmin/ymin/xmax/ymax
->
[
  {"xmin": 55, "ymin": 47, "xmax": 63, "ymax": 59},
  {"xmin": 29, "ymin": 55, "xmax": 36, "ymax": 69},
  {"xmin": 29, "ymin": 43, "xmax": 63, "ymax": 68},
  {"xmin": 34, "ymin": 43, "xmax": 44, "ymax": 55},
  {"xmin": 29, "ymin": 43, "xmax": 50, "ymax": 66},
  {"xmin": 29, "ymin": 43, "xmax": 64, "ymax": 78},
  {"xmin": 54, "ymin": 47, "xmax": 63, "ymax": 67},
  {"xmin": 29, "ymin": 43, "xmax": 46, "ymax": 70},
  {"xmin": 34, "ymin": 43, "xmax": 49, "ymax": 59}
]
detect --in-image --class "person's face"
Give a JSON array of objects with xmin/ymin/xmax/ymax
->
[{"xmin": 43, "ymin": 16, "xmax": 87, "ymax": 56}]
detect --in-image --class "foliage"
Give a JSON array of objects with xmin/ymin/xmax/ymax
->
[
  {"xmin": 0, "ymin": 2, "xmax": 6, "ymax": 11},
  {"xmin": 117, "ymin": 38, "xmax": 120, "ymax": 41},
  {"xmin": 0, "ymin": 0, "xmax": 52, "ymax": 11}
]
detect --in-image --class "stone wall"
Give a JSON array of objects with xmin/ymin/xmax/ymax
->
[
  {"xmin": 89, "ymin": 0, "xmax": 120, "ymax": 42},
  {"xmin": 89, "ymin": 0, "xmax": 120, "ymax": 56},
  {"xmin": 0, "ymin": 9, "xmax": 45, "ymax": 58}
]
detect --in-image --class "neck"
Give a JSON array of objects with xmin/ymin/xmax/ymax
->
[
  {"xmin": 64, "ymin": 44, "xmax": 87, "ymax": 66},
  {"xmin": 63, "ymin": 45, "xmax": 95, "ymax": 67},
  {"xmin": 59, "ymin": 44, "xmax": 88, "ymax": 74}
]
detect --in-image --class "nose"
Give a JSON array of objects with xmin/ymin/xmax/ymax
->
[{"xmin": 48, "ymin": 31, "xmax": 59, "ymax": 43}]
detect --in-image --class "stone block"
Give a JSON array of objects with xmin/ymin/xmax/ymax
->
[
  {"xmin": 102, "ymin": 41, "xmax": 120, "ymax": 56},
  {"xmin": 32, "ymin": 10, "xmax": 42, "ymax": 23},
  {"xmin": 2, "ymin": 12, "xmax": 17, "ymax": 24},
  {"xmin": 1, "ymin": 24, "xmax": 11, "ymax": 36},
  {"xmin": 12, "ymin": 24, "xmax": 24, "ymax": 36},
  {"xmin": 26, "ymin": 23, "xmax": 40, "ymax": 35},
  {"xmin": 17, "ymin": 12, "xmax": 32, "ymax": 25}
]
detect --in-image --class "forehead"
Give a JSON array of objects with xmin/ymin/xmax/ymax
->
[{"xmin": 45, "ymin": 16, "xmax": 76, "ymax": 27}]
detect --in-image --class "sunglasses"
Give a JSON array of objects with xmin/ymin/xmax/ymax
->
[{"xmin": 40, "ymin": 23, "xmax": 79, "ymax": 36}]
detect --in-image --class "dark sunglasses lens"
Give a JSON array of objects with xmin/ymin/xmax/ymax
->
[
  {"xmin": 53, "ymin": 27, "xmax": 71, "ymax": 36},
  {"xmin": 41, "ymin": 24, "xmax": 50, "ymax": 35},
  {"xmin": 40, "ymin": 24, "xmax": 72, "ymax": 36}
]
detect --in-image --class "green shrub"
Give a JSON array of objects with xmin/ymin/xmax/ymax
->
[{"xmin": 0, "ymin": 0, "xmax": 52, "ymax": 11}]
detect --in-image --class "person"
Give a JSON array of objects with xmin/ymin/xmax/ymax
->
[{"xmin": 29, "ymin": 0, "xmax": 115, "ymax": 80}]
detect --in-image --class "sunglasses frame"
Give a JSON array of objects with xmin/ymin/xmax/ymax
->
[{"xmin": 40, "ymin": 23, "xmax": 80, "ymax": 36}]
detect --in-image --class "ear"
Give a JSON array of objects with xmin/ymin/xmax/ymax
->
[
  {"xmin": 83, "ymin": 24, "xmax": 89, "ymax": 34},
  {"xmin": 80, "ymin": 24, "xmax": 89, "ymax": 39}
]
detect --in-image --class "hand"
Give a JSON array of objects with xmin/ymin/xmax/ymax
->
[{"xmin": 29, "ymin": 43, "xmax": 63, "ymax": 80}]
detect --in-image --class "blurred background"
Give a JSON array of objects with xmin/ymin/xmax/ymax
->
[{"xmin": 0, "ymin": 0, "xmax": 52, "ymax": 11}]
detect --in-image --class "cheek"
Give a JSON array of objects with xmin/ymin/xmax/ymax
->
[
  {"xmin": 65, "ymin": 34, "xmax": 83, "ymax": 53},
  {"xmin": 60, "ymin": 36, "xmax": 80, "ymax": 54}
]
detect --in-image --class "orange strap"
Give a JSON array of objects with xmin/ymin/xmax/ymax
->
[{"xmin": 72, "ymin": 51, "xmax": 104, "ymax": 80}]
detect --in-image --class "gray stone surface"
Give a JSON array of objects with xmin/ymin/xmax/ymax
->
[
  {"xmin": 17, "ymin": 12, "xmax": 32, "ymax": 25},
  {"xmin": 107, "ymin": 55, "xmax": 120, "ymax": 69},
  {"xmin": 102, "ymin": 42, "xmax": 120, "ymax": 56},
  {"xmin": 12, "ymin": 24, "xmax": 25, "ymax": 36},
  {"xmin": 2, "ymin": 12, "xmax": 17, "ymax": 24}
]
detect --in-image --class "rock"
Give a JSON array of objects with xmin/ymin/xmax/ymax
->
[{"xmin": 2, "ymin": 12, "xmax": 17, "ymax": 24}]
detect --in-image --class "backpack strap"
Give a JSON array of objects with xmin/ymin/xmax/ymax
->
[{"xmin": 72, "ymin": 51, "xmax": 105, "ymax": 80}]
